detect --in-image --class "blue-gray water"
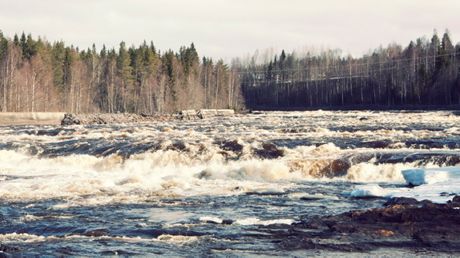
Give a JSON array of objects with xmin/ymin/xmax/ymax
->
[{"xmin": 1, "ymin": 110, "xmax": 460, "ymax": 256}]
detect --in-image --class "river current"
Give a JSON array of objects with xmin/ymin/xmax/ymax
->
[{"xmin": 1, "ymin": 110, "xmax": 460, "ymax": 256}]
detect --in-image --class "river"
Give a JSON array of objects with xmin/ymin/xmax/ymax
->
[{"xmin": 1, "ymin": 110, "xmax": 459, "ymax": 256}]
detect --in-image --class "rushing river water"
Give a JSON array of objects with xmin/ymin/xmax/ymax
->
[{"xmin": 1, "ymin": 110, "xmax": 460, "ymax": 256}]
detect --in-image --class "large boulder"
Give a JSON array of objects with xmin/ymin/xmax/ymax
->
[{"xmin": 61, "ymin": 113, "xmax": 81, "ymax": 125}]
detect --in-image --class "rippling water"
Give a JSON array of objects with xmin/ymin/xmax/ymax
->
[{"xmin": 1, "ymin": 110, "xmax": 460, "ymax": 256}]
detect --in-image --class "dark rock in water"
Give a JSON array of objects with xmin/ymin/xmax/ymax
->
[
  {"xmin": 448, "ymin": 195, "xmax": 460, "ymax": 207},
  {"xmin": 283, "ymin": 198, "xmax": 460, "ymax": 252},
  {"xmin": 384, "ymin": 197, "xmax": 420, "ymax": 206},
  {"xmin": 83, "ymin": 228, "xmax": 109, "ymax": 237},
  {"xmin": 220, "ymin": 140, "xmax": 243, "ymax": 153},
  {"xmin": 361, "ymin": 140, "xmax": 392, "ymax": 149},
  {"xmin": 288, "ymin": 158, "xmax": 350, "ymax": 178},
  {"xmin": 0, "ymin": 244, "xmax": 20, "ymax": 254},
  {"xmin": 255, "ymin": 143, "xmax": 284, "ymax": 159},
  {"xmin": 358, "ymin": 117, "xmax": 368, "ymax": 121},
  {"xmin": 36, "ymin": 128, "xmax": 62, "ymax": 136},
  {"xmin": 61, "ymin": 113, "xmax": 81, "ymax": 125},
  {"xmin": 222, "ymin": 219, "xmax": 234, "ymax": 225},
  {"xmin": 196, "ymin": 170, "xmax": 212, "ymax": 179},
  {"xmin": 452, "ymin": 195, "xmax": 460, "ymax": 204},
  {"xmin": 326, "ymin": 159, "xmax": 350, "ymax": 177},
  {"xmin": 440, "ymin": 192, "xmax": 458, "ymax": 197},
  {"xmin": 167, "ymin": 141, "xmax": 187, "ymax": 152}
]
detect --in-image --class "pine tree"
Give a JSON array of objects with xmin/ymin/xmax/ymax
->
[
  {"xmin": 13, "ymin": 34, "xmax": 19, "ymax": 46},
  {"xmin": 117, "ymin": 41, "xmax": 133, "ymax": 112}
]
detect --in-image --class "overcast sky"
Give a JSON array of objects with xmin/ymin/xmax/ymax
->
[{"xmin": 0, "ymin": 0, "xmax": 459, "ymax": 60}]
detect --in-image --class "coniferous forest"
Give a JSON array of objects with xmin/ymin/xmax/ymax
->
[
  {"xmin": 0, "ymin": 29, "xmax": 459, "ymax": 113},
  {"xmin": 0, "ymin": 31, "xmax": 243, "ymax": 113},
  {"xmin": 240, "ymin": 30, "xmax": 460, "ymax": 109}
]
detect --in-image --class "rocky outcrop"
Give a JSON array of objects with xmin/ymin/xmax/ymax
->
[
  {"xmin": 177, "ymin": 109, "xmax": 235, "ymax": 120},
  {"xmin": 280, "ymin": 197, "xmax": 460, "ymax": 252},
  {"xmin": 61, "ymin": 113, "xmax": 172, "ymax": 125},
  {"xmin": 60, "ymin": 109, "xmax": 235, "ymax": 125}
]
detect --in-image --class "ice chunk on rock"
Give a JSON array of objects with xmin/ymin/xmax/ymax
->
[{"xmin": 402, "ymin": 168, "xmax": 460, "ymax": 186}]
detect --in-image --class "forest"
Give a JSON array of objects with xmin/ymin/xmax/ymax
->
[
  {"xmin": 239, "ymin": 30, "xmax": 460, "ymax": 109},
  {"xmin": 0, "ymin": 30, "xmax": 459, "ymax": 113},
  {"xmin": 0, "ymin": 31, "xmax": 243, "ymax": 113}
]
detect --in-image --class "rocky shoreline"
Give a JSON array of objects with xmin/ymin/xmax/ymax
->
[
  {"xmin": 60, "ymin": 113, "xmax": 173, "ymax": 125},
  {"xmin": 61, "ymin": 109, "xmax": 236, "ymax": 125},
  {"xmin": 280, "ymin": 197, "xmax": 460, "ymax": 253}
]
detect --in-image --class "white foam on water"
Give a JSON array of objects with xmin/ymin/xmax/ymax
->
[
  {"xmin": 235, "ymin": 217, "xmax": 295, "ymax": 226},
  {"xmin": 199, "ymin": 216, "xmax": 295, "ymax": 226},
  {"xmin": 155, "ymin": 234, "xmax": 200, "ymax": 244},
  {"xmin": 0, "ymin": 233, "xmax": 59, "ymax": 243},
  {"xmin": 349, "ymin": 184, "xmax": 394, "ymax": 198},
  {"xmin": 345, "ymin": 163, "xmax": 407, "ymax": 182},
  {"xmin": 0, "ymin": 150, "xmax": 298, "ymax": 206},
  {"xmin": 1, "ymin": 145, "xmax": 458, "ymax": 206},
  {"xmin": 199, "ymin": 216, "xmax": 223, "ymax": 224},
  {"xmin": 395, "ymin": 167, "xmax": 460, "ymax": 203},
  {"xmin": 2, "ymin": 111, "xmax": 460, "ymax": 206}
]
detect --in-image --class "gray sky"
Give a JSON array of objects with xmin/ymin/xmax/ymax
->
[{"xmin": 0, "ymin": 0, "xmax": 459, "ymax": 60}]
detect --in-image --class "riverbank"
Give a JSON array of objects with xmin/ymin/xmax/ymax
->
[
  {"xmin": 0, "ymin": 109, "xmax": 236, "ymax": 126},
  {"xmin": 0, "ymin": 112, "xmax": 65, "ymax": 125}
]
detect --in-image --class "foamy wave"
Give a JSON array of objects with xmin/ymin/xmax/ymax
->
[
  {"xmin": 235, "ymin": 217, "xmax": 295, "ymax": 226},
  {"xmin": 155, "ymin": 234, "xmax": 200, "ymax": 244},
  {"xmin": 0, "ymin": 233, "xmax": 58, "ymax": 243},
  {"xmin": 199, "ymin": 216, "xmax": 295, "ymax": 226},
  {"xmin": 0, "ymin": 145, "xmax": 456, "ymax": 205},
  {"xmin": 349, "ymin": 184, "xmax": 393, "ymax": 198},
  {"xmin": 0, "ymin": 150, "xmax": 296, "ymax": 205},
  {"xmin": 345, "ymin": 163, "xmax": 407, "ymax": 182}
]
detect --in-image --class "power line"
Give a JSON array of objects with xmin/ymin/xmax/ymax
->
[
  {"xmin": 244, "ymin": 52, "xmax": 456, "ymax": 85},
  {"xmin": 236, "ymin": 50, "xmax": 458, "ymax": 75}
]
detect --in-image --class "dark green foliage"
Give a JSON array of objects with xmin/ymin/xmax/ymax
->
[
  {"xmin": 13, "ymin": 34, "xmax": 19, "ymax": 46},
  {"xmin": 52, "ymin": 41, "xmax": 66, "ymax": 91},
  {"xmin": 0, "ymin": 31, "xmax": 7, "ymax": 60},
  {"xmin": 240, "ymin": 30, "xmax": 460, "ymax": 109}
]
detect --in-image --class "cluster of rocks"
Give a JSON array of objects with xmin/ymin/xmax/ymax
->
[
  {"xmin": 281, "ymin": 196, "xmax": 460, "ymax": 252},
  {"xmin": 61, "ymin": 113, "xmax": 172, "ymax": 125},
  {"xmin": 177, "ymin": 109, "xmax": 235, "ymax": 120},
  {"xmin": 61, "ymin": 109, "xmax": 235, "ymax": 125}
]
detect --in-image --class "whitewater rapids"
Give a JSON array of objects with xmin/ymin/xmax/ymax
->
[{"xmin": 1, "ymin": 110, "xmax": 460, "ymax": 256}]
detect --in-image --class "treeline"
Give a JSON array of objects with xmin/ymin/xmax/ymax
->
[
  {"xmin": 0, "ymin": 31, "xmax": 243, "ymax": 113},
  {"xmin": 239, "ymin": 30, "xmax": 460, "ymax": 109},
  {"xmin": 2, "ymin": 30, "xmax": 460, "ymax": 113}
]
